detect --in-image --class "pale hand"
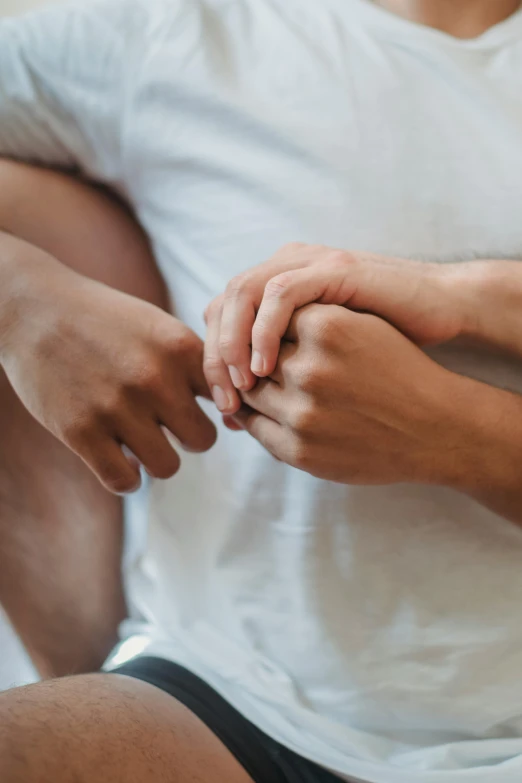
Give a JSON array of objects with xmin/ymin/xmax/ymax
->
[
  {"xmin": 0, "ymin": 249, "xmax": 216, "ymax": 493},
  {"xmin": 204, "ymin": 243, "xmax": 469, "ymax": 414}
]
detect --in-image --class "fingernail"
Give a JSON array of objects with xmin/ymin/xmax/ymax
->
[
  {"xmin": 229, "ymin": 365, "xmax": 247, "ymax": 389},
  {"xmin": 212, "ymin": 385, "xmax": 232, "ymax": 412},
  {"xmin": 251, "ymin": 351, "xmax": 265, "ymax": 375}
]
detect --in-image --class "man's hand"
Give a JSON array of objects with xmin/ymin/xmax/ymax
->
[
  {"xmin": 233, "ymin": 304, "xmax": 468, "ymax": 487},
  {"xmin": 203, "ymin": 243, "xmax": 468, "ymax": 413},
  {"xmin": 0, "ymin": 236, "xmax": 217, "ymax": 493}
]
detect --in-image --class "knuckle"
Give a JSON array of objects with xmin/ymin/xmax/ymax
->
[
  {"xmin": 289, "ymin": 358, "xmax": 323, "ymax": 393},
  {"xmin": 62, "ymin": 416, "xmax": 93, "ymax": 447},
  {"xmin": 218, "ymin": 334, "xmax": 241, "ymax": 362},
  {"xmin": 225, "ymin": 274, "xmax": 251, "ymax": 299},
  {"xmin": 164, "ymin": 330, "xmax": 200, "ymax": 358},
  {"xmin": 204, "ymin": 294, "xmax": 224, "ymax": 323},
  {"xmin": 130, "ymin": 364, "xmax": 164, "ymax": 395},
  {"xmin": 203, "ymin": 353, "xmax": 225, "ymax": 377},
  {"xmin": 299, "ymin": 304, "xmax": 327, "ymax": 330},
  {"xmin": 96, "ymin": 390, "xmax": 128, "ymax": 421},
  {"xmin": 62, "ymin": 404, "xmax": 120, "ymax": 444},
  {"xmin": 284, "ymin": 434, "xmax": 311, "ymax": 471},
  {"xmin": 326, "ymin": 249, "xmax": 352, "ymax": 269},
  {"xmin": 251, "ymin": 318, "xmax": 274, "ymax": 346},
  {"xmin": 305, "ymin": 306, "xmax": 344, "ymax": 346},
  {"xmin": 287, "ymin": 403, "xmax": 317, "ymax": 435},
  {"xmin": 279, "ymin": 241, "xmax": 306, "ymax": 256},
  {"xmin": 264, "ymin": 272, "xmax": 294, "ymax": 300}
]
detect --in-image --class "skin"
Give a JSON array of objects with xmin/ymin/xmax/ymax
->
[
  {"xmin": 0, "ymin": 160, "xmax": 175, "ymax": 678},
  {"xmin": 0, "ymin": 674, "xmax": 255, "ymax": 783},
  {"xmin": 0, "ymin": 163, "xmax": 254, "ymax": 782},
  {"xmin": 0, "ymin": 2, "xmax": 520, "ymax": 781},
  {"xmin": 206, "ymin": 245, "xmax": 522, "ymax": 388},
  {"xmin": 204, "ymin": 245, "xmax": 463, "ymax": 406},
  {"xmin": 204, "ymin": 245, "xmax": 522, "ymax": 525},
  {"xmin": 243, "ymin": 253, "xmax": 522, "ymax": 366},
  {"xmin": 0, "ymin": 164, "xmax": 217, "ymax": 496}
]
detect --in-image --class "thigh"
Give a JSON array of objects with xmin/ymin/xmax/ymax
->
[
  {"xmin": 0, "ymin": 674, "xmax": 255, "ymax": 783},
  {"xmin": 0, "ymin": 371, "xmax": 125, "ymax": 678}
]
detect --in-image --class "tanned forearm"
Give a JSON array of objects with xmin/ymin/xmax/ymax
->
[
  {"xmin": 0, "ymin": 160, "xmax": 167, "ymax": 676},
  {"xmin": 441, "ymin": 366, "xmax": 522, "ymax": 524},
  {"xmin": 432, "ymin": 259, "xmax": 522, "ymax": 523},
  {"xmin": 204, "ymin": 243, "xmax": 522, "ymax": 525}
]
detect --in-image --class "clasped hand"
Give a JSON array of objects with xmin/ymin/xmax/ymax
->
[
  {"xmin": 204, "ymin": 243, "xmax": 470, "ymax": 486},
  {"xmin": 0, "ymin": 240, "xmax": 469, "ymax": 494}
]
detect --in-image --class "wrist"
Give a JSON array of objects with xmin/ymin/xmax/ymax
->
[
  {"xmin": 436, "ymin": 260, "xmax": 489, "ymax": 342},
  {"xmin": 449, "ymin": 259, "xmax": 520, "ymax": 345},
  {"xmin": 433, "ymin": 369, "xmax": 522, "ymax": 500}
]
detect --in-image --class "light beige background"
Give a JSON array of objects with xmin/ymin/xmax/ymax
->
[{"xmin": 0, "ymin": 0, "xmax": 58, "ymax": 13}]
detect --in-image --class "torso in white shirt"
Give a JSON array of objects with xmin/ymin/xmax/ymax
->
[{"xmin": 3, "ymin": 1, "xmax": 522, "ymax": 780}]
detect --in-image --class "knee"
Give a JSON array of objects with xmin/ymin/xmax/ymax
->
[{"xmin": 0, "ymin": 677, "xmax": 108, "ymax": 781}]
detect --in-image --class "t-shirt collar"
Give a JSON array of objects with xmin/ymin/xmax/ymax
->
[{"xmin": 320, "ymin": 0, "xmax": 522, "ymax": 49}]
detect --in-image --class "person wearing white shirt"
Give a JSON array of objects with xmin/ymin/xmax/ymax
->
[{"xmin": 1, "ymin": 1, "xmax": 522, "ymax": 782}]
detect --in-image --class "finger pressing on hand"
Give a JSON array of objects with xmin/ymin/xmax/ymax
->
[
  {"xmin": 241, "ymin": 378, "xmax": 283, "ymax": 423},
  {"xmin": 252, "ymin": 268, "xmax": 356, "ymax": 376},
  {"xmin": 219, "ymin": 275, "xmax": 260, "ymax": 391},
  {"xmin": 232, "ymin": 407, "xmax": 286, "ymax": 460},
  {"xmin": 203, "ymin": 296, "xmax": 241, "ymax": 414}
]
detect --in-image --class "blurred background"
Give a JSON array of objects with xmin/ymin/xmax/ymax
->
[
  {"xmin": 0, "ymin": 0, "xmax": 65, "ymax": 690},
  {"xmin": 0, "ymin": 0, "xmax": 55, "ymax": 12}
]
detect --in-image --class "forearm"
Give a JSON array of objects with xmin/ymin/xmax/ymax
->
[
  {"xmin": 0, "ymin": 159, "xmax": 168, "ymax": 314},
  {"xmin": 0, "ymin": 161, "xmax": 173, "ymax": 676},
  {"xmin": 452, "ymin": 259, "xmax": 522, "ymax": 358},
  {"xmin": 439, "ymin": 368, "xmax": 522, "ymax": 524}
]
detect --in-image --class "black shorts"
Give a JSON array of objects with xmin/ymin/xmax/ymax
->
[{"xmin": 113, "ymin": 656, "xmax": 344, "ymax": 783}]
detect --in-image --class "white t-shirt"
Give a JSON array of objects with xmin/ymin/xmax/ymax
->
[{"xmin": 3, "ymin": 1, "xmax": 522, "ymax": 780}]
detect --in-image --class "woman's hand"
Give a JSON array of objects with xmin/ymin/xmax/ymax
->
[
  {"xmin": 0, "ymin": 237, "xmax": 217, "ymax": 493},
  {"xmin": 203, "ymin": 243, "xmax": 468, "ymax": 414}
]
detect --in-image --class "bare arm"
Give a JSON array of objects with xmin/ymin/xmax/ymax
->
[
  {"xmin": 0, "ymin": 161, "xmax": 166, "ymax": 677},
  {"xmin": 0, "ymin": 159, "xmax": 168, "ymax": 307},
  {"xmin": 204, "ymin": 246, "xmax": 522, "ymax": 406},
  {"xmin": 204, "ymin": 245, "xmax": 522, "ymax": 525},
  {"xmin": 0, "ymin": 161, "xmax": 216, "ymax": 493},
  {"xmin": 451, "ymin": 373, "xmax": 522, "ymax": 524},
  {"xmin": 455, "ymin": 260, "xmax": 522, "ymax": 358}
]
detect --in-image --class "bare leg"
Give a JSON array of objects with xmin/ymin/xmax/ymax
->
[
  {"xmin": 0, "ymin": 674, "xmax": 255, "ymax": 783},
  {"xmin": 0, "ymin": 161, "xmax": 169, "ymax": 677}
]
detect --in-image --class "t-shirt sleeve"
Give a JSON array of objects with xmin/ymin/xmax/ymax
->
[{"xmin": 0, "ymin": 0, "xmax": 148, "ymax": 181}]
